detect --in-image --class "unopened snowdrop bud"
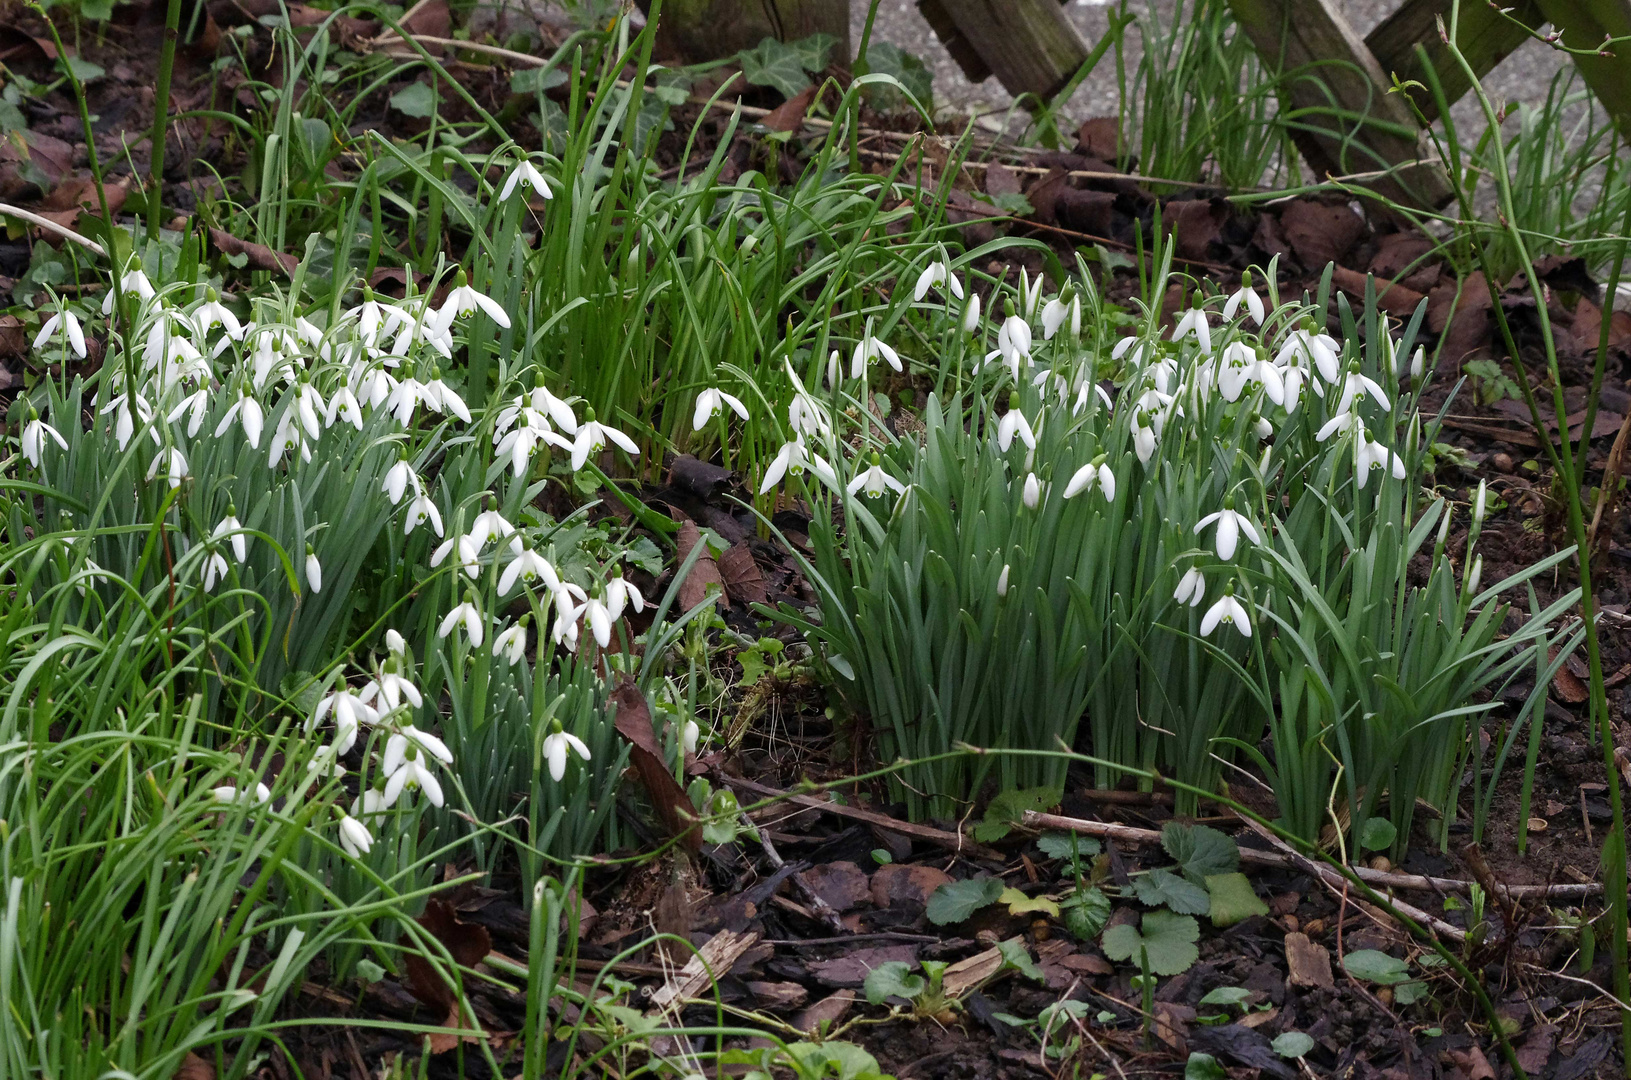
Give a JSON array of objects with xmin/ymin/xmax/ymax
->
[
  {"xmin": 682, "ymin": 719, "xmax": 700, "ymax": 754},
  {"xmin": 1410, "ymin": 346, "xmax": 1425, "ymax": 379},
  {"xmin": 305, "ymin": 545, "xmax": 323, "ymax": 593},
  {"xmin": 996, "ymin": 563, "xmax": 1011, "ymax": 598},
  {"xmin": 961, "ymin": 292, "xmax": 981, "ymax": 334},
  {"xmin": 1436, "ymin": 504, "xmax": 1452, "ymax": 549},
  {"xmin": 1022, "ymin": 472, "xmax": 1042, "ymax": 510},
  {"xmin": 1466, "ymin": 554, "xmax": 1483, "ymax": 596},
  {"xmin": 1472, "ymin": 480, "xmax": 1487, "ymax": 532},
  {"xmin": 827, "ymin": 349, "xmax": 842, "ymax": 389},
  {"xmin": 1255, "ymin": 416, "xmax": 1273, "ymax": 441}
]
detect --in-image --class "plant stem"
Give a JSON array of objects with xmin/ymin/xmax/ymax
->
[{"xmin": 148, "ymin": 0, "xmax": 184, "ymax": 238}]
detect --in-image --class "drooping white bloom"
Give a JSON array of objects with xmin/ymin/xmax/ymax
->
[
  {"xmin": 1356, "ymin": 439, "xmax": 1407, "ymax": 488},
  {"xmin": 384, "ymin": 724, "xmax": 454, "ymax": 772},
  {"xmin": 1063, "ymin": 459, "xmax": 1116, "ymax": 502},
  {"xmin": 202, "ymin": 548, "xmax": 230, "ymax": 591},
  {"xmin": 404, "ymin": 486, "xmax": 444, "ymax": 538},
  {"xmin": 1200, "ymin": 592, "xmax": 1251, "ymax": 638},
  {"xmin": 34, "ymin": 308, "xmax": 87, "ymax": 357},
  {"xmin": 569, "ymin": 413, "xmax": 640, "ymax": 471},
  {"xmin": 383, "ymin": 457, "xmax": 415, "ymax": 505},
  {"xmin": 760, "ymin": 436, "xmax": 838, "ymax": 493},
  {"xmin": 848, "ymin": 454, "xmax": 908, "ymax": 498},
  {"xmin": 1473, "ymin": 480, "xmax": 1488, "ymax": 531},
  {"xmin": 528, "ymin": 382, "xmax": 579, "ymax": 434},
  {"xmin": 267, "ymin": 412, "xmax": 312, "ymax": 468},
  {"xmin": 213, "ymin": 509, "xmax": 247, "ymax": 563},
  {"xmin": 20, "ymin": 413, "xmax": 67, "ymax": 467},
  {"xmin": 1020, "ymin": 269, "xmax": 1046, "ymax": 319},
  {"xmin": 681, "ymin": 719, "xmax": 700, "ymax": 755},
  {"xmin": 381, "ymin": 753, "xmax": 444, "ymax": 809},
  {"xmin": 1333, "ymin": 366, "xmax": 1392, "ymax": 414},
  {"xmin": 1172, "ymin": 304, "xmax": 1212, "ymax": 355},
  {"xmin": 1276, "ymin": 327, "xmax": 1342, "ymax": 384},
  {"xmin": 1222, "ymin": 280, "xmax": 1265, "ymax": 325},
  {"xmin": 582, "ymin": 594, "xmax": 614, "ymax": 648},
  {"xmin": 467, "ymin": 507, "xmax": 515, "ymax": 547},
  {"xmin": 305, "ymin": 546, "xmax": 323, "ymax": 593},
  {"xmin": 693, "ymin": 387, "xmax": 750, "ymax": 431},
  {"xmin": 499, "ymin": 158, "xmax": 553, "ymax": 202},
  {"xmin": 1315, "ymin": 410, "xmax": 1364, "ymax": 444},
  {"xmin": 166, "ymin": 387, "xmax": 211, "ymax": 438},
  {"xmin": 440, "ymin": 273, "xmax": 512, "ymax": 328},
  {"xmin": 338, "ymin": 814, "xmax": 373, "ymax": 858},
  {"xmin": 913, "ymin": 256, "xmax": 964, "ymax": 303},
  {"xmin": 493, "ymin": 620, "xmax": 528, "ymax": 665},
  {"xmin": 103, "ymin": 266, "xmax": 156, "ymax": 313},
  {"xmin": 1041, "ymin": 293, "xmax": 1080, "ymax": 341},
  {"xmin": 437, "ymin": 595, "xmax": 484, "ymax": 647},
  {"xmin": 1466, "ymin": 554, "xmax": 1483, "ymax": 596},
  {"xmin": 996, "ymin": 405, "xmax": 1036, "ymax": 452},
  {"xmin": 421, "ymin": 372, "xmax": 472, "ymax": 423},
  {"xmin": 498, "ymin": 546, "xmax": 559, "ymax": 595},
  {"xmin": 431, "ymin": 534, "xmax": 482, "ymax": 580},
  {"xmin": 850, "ymin": 329, "xmax": 902, "ymax": 378},
  {"xmin": 961, "ymin": 292, "xmax": 982, "ymax": 335},
  {"xmin": 605, "ymin": 573, "xmax": 644, "ymax": 620},
  {"xmin": 211, "ymin": 782, "xmax": 271, "ymax": 806},
  {"xmin": 542, "ymin": 724, "xmax": 592, "ymax": 782},
  {"xmin": 146, "ymin": 446, "xmax": 190, "ymax": 490},
  {"xmin": 996, "ymin": 311, "xmax": 1033, "ymax": 371},
  {"xmin": 359, "ymin": 664, "xmax": 423, "ymax": 715},
  {"xmin": 788, "ymin": 392, "xmax": 830, "ymax": 438},
  {"xmin": 1021, "ymin": 472, "xmax": 1042, "ymax": 509},
  {"xmin": 1173, "ymin": 567, "xmax": 1205, "ymax": 607},
  {"xmin": 325, "ymin": 381, "xmax": 364, "ymax": 430},
  {"xmin": 1193, "ymin": 505, "xmax": 1261, "ymax": 561},
  {"xmin": 193, "ymin": 291, "xmax": 244, "ymax": 341}
]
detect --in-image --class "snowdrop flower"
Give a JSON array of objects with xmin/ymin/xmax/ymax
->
[
  {"xmin": 1111, "ymin": 334, "xmax": 1149, "ymax": 367},
  {"xmin": 432, "ymin": 533, "xmax": 482, "ymax": 580},
  {"xmin": 202, "ymin": 547, "xmax": 230, "ymax": 591},
  {"xmin": 34, "ymin": 307, "xmax": 87, "ymax": 357},
  {"xmin": 103, "ymin": 265, "xmax": 156, "ymax": 313},
  {"xmin": 1466, "ymin": 554, "xmax": 1483, "ymax": 596},
  {"xmin": 996, "ymin": 563, "xmax": 1010, "ymax": 598},
  {"xmin": 760, "ymin": 436, "xmax": 837, "ymax": 493},
  {"xmin": 605, "ymin": 571, "xmax": 644, "ymax": 620},
  {"xmin": 493, "ymin": 617, "xmax": 529, "ymax": 665},
  {"xmin": 1221, "ymin": 272, "xmax": 1265, "ymax": 325},
  {"xmin": 467, "ymin": 505, "xmax": 515, "ymax": 547},
  {"xmin": 20, "ymin": 410, "xmax": 66, "ymax": 468},
  {"xmin": 1173, "ymin": 567, "xmax": 1205, "ymax": 607},
  {"xmin": 496, "ymin": 414, "xmax": 569, "ymax": 476},
  {"xmin": 850, "ymin": 325, "xmax": 902, "ymax": 378},
  {"xmin": 349, "ymin": 288, "xmax": 415, "ymax": 349},
  {"xmin": 499, "ymin": 158, "xmax": 553, "ymax": 202},
  {"xmin": 146, "ymin": 446, "xmax": 190, "ymax": 490},
  {"xmin": 1063, "ymin": 456, "xmax": 1115, "ymax": 502},
  {"xmin": 1040, "ymin": 291, "xmax": 1081, "ymax": 341},
  {"xmin": 1356, "ymin": 439, "xmax": 1406, "ymax": 487},
  {"xmin": 681, "ymin": 719, "xmax": 700, "ymax": 755},
  {"xmin": 384, "ymin": 724, "xmax": 454, "ymax": 773},
  {"xmin": 996, "ymin": 397, "xmax": 1036, "ymax": 452},
  {"xmin": 382, "ymin": 751, "xmax": 444, "ymax": 809},
  {"xmin": 1172, "ymin": 295, "xmax": 1212, "ymax": 354},
  {"xmin": 385, "ymin": 628, "xmax": 407, "ymax": 656},
  {"xmin": 325, "ymin": 378, "xmax": 365, "ymax": 430},
  {"xmin": 1020, "ymin": 268, "xmax": 1045, "ymax": 319},
  {"xmin": 961, "ymin": 292, "xmax": 982, "ymax": 334},
  {"xmin": 1333, "ymin": 362, "xmax": 1391, "ymax": 414},
  {"xmin": 100, "ymin": 390, "xmax": 156, "ymax": 451},
  {"xmin": 1276, "ymin": 324, "xmax": 1342, "ymax": 384},
  {"xmin": 193, "ymin": 289, "xmax": 244, "ymax": 340},
  {"xmin": 267, "ymin": 412, "xmax": 312, "ymax": 468},
  {"xmin": 1021, "ymin": 472, "xmax": 1042, "ymax": 509},
  {"xmin": 826, "ymin": 349, "xmax": 843, "ymax": 388},
  {"xmin": 360, "ymin": 661, "xmax": 423, "ymax": 715},
  {"xmin": 528, "ymin": 380, "xmax": 579, "ymax": 434},
  {"xmin": 421, "ymin": 369, "xmax": 473, "ymax": 423},
  {"xmin": 996, "ymin": 302, "xmax": 1033, "ymax": 371},
  {"xmin": 212, "ymin": 782, "xmax": 271, "ymax": 806},
  {"xmin": 1132, "ymin": 410, "xmax": 1160, "ymax": 464},
  {"xmin": 305, "ymin": 545, "xmax": 323, "ymax": 593},
  {"xmin": 1200, "ymin": 587, "xmax": 1251, "ymax": 638},
  {"xmin": 338, "ymin": 814, "xmax": 373, "ymax": 858},
  {"xmin": 1193, "ymin": 500, "xmax": 1261, "ymax": 561},
  {"xmin": 216, "ymin": 385, "xmax": 264, "ymax": 447},
  {"xmin": 541, "ymin": 720, "xmax": 591, "ymax": 782},
  {"xmin": 440, "ymin": 270, "xmax": 511, "ymax": 328},
  {"xmin": 310, "ymin": 686, "xmax": 375, "ymax": 755},
  {"xmin": 404, "ymin": 485, "xmax": 444, "ymax": 537},
  {"xmin": 788, "ymin": 392, "xmax": 830, "ymax": 438},
  {"xmin": 569, "ymin": 409, "xmax": 639, "ymax": 471},
  {"xmin": 214, "ymin": 507, "xmax": 247, "ymax": 563},
  {"xmin": 582, "ymin": 593, "xmax": 615, "ymax": 648},
  {"xmin": 499, "ymin": 545, "xmax": 559, "ymax": 595},
  {"xmin": 549, "ymin": 584, "xmax": 587, "ymax": 651},
  {"xmin": 848, "ymin": 452, "xmax": 907, "ymax": 498},
  {"xmin": 913, "ymin": 254, "xmax": 964, "ymax": 303},
  {"xmin": 1472, "ymin": 480, "xmax": 1488, "ymax": 531},
  {"xmin": 438, "ymin": 593, "xmax": 484, "ymax": 647},
  {"xmin": 293, "ymin": 381, "xmax": 325, "ymax": 440},
  {"xmin": 1315, "ymin": 409, "xmax": 1364, "ymax": 444},
  {"xmin": 693, "ymin": 387, "xmax": 749, "ymax": 431},
  {"xmin": 383, "ymin": 455, "xmax": 415, "ymax": 505}
]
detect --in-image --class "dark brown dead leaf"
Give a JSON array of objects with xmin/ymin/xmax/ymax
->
[
  {"xmin": 0, "ymin": 315, "xmax": 26, "ymax": 363},
  {"xmin": 1075, "ymin": 116, "xmax": 1121, "ymax": 160},
  {"xmin": 1279, "ymin": 199, "xmax": 1365, "ymax": 269},
  {"xmin": 1516, "ymin": 1024, "xmax": 1559, "ymax": 1073},
  {"xmin": 0, "ymin": 26, "xmax": 58, "ymax": 62},
  {"xmin": 984, "ymin": 162, "xmax": 1021, "ymax": 199},
  {"xmin": 1368, "ymin": 230, "xmax": 1443, "ymax": 292},
  {"xmin": 40, "ymin": 174, "xmax": 129, "ymax": 217},
  {"xmin": 1553, "ymin": 650, "xmax": 1590, "ymax": 704},
  {"xmin": 1028, "ymin": 168, "xmax": 1114, "ymax": 237},
  {"xmin": 402, "ymin": 0, "xmax": 450, "ymax": 37},
  {"xmin": 674, "ymin": 521, "xmax": 725, "ymax": 613},
  {"xmin": 611, "ymin": 679, "xmax": 701, "ymax": 851},
  {"xmin": 668, "ymin": 455, "xmax": 733, "ymax": 500},
  {"xmin": 404, "ymin": 899, "xmax": 492, "ymax": 1013},
  {"xmin": 718, "ymin": 541, "xmax": 767, "ymax": 607},
  {"xmin": 1330, "ymin": 265, "xmax": 1426, "ymax": 320},
  {"xmin": 1572, "ymin": 296, "xmax": 1631, "ymax": 357},
  {"xmin": 1166, "ymin": 198, "xmax": 1228, "ymax": 263},
  {"xmin": 1251, "ymin": 212, "xmax": 1293, "ymax": 262},
  {"xmin": 173, "ymin": 1052, "xmax": 215, "ymax": 1080},
  {"xmin": 762, "ymin": 86, "xmax": 817, "ymax": 132},
  {"xmin": 1427, "ymin": 272, "xmax": 1494, "ymax": 365},
  {"xmin": 1447, "ymin": 1045, "xmax": 1496, "ymax": 1080},
  {"xmin": 208, "ymin": 228, "xmax": 298, "ymax": 275}
]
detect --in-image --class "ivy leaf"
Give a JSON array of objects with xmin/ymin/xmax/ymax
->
[
  {"xmin": 862, "ymin": 961, "xmax": 923, "ymax": 1006},
  {"xmin": 389, "ymin": 81, "xmax": 437, "ymax": 119},
  {"xmin": 1272, "ymin": 1031, "xmax": 1316, "ymax": 1059},
  {"xmin": 1162, "ymin": 823, "xmax": 1238, "ymax": 884},
  {"xmin": 789, "ymin": 32, "xmax": 837, "ymax": 72},
  {"xmin": 1000, "ymin": 887, "xmax": 1060, "ymax": 918},
  {"xmin": 738, "ymin": 38, "xmax": 812, "ymax": 99},
  {"xmin": 1135, "ymin": 868, "xmax": 1211, "ymax": 915},
  {"xmin": 1037, "ymin": 831, "xmax": 1102, "ymax": 861},
  {"xmin": 1061, "ymin": 886, "xmax": 1111, "ymax": 940},
  {"xmin": 1204, "ymin": 873, "xmax": 1269, "ymax": 926},
  {"xmin": 1341, "ymin": 949, "xmax": 1411, "ymax": 985},
  {"xmin": 996, "ymin": 939, "xmax": 1044, "ymax": 983},
  {"xmin": 1101, "ymin": 911, "xmax": 1200, "ymax": 976},
  {"xmin": 925, "ymin": 877, "xmax": 1002, "ymax": 926},
  {"xmin": 510, "ymin": 66, "xmax": 567, "ymax": 95},
  {"xmin": 974, "ymin": 785, "xmax": 1061, "ymax": 843},
  {"xmin": 861, "ymin": 42, "xmax": 932, "ymax": 113}
]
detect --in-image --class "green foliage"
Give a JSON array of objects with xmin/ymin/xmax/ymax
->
[
  {"xmin": 737, "ymin": 35, "xmax": 835, "ymax": 98},
  {"xmin": 1061, "ymin": 885, "xmax": 1112, "ymax": 939},
  {"xmin": 975, "ymin": 786, "xmax": 1062, "ymax": 842},
  {"xmin": 1101, "ymin": 911, "xmax": 1201, "ymax": 976},
  {"xmin": 1135, "ymin": 868, "xmax": 1211, "ymax": 915},
  {"xmin": 1273, "ymin": 1031, "xmax": 1316, "ymax": 1058},
  {"xmin": 1341, "ymin": 949, "xmax": 1411, "ymax": 985},
  {"xmin": 1037, "ymin": 831, "xmax": 1102, "ymax": 862},
  {"xmin": 926, "ymin": 877, "xmax": 1004, "ymax": 925},
  {"xmin": 861, "ymin": 42, "xmax": 932, "ymax": 113},
  {"xmin": 1162, "ymin": 822, "xmax": 1239, "ymax": 882},
  {"xmin": 1203, "ymin": 873, "xmax": 1269, "ymax": 926}
]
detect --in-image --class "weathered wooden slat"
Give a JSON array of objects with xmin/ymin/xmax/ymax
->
[
  {"xmin": 1365, "ymin": 0, "xmax": 1542, "ymax": 122},
  {"xmin": 917, "ymin": 0, "xmax": 1091, "ymax": 102},
  {"xmin": 1227, "ymin": 0, "xmax": 1455, "ymax": 208},
  {"xmin": 1532, "ymin": 0, "xmax": 1631, "ymax": 136},
  {"xmin": 655, "ymin": 0, "xmax": 851, "ymax": 69}
]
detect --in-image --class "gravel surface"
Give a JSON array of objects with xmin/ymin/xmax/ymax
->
[{"xmin": 853, "ymin": 0, "xmax": 1572, "ymax": 143}]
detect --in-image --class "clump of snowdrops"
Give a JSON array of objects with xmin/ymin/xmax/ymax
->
[{"xmin": 768, "ymin": 249, "xmax": 1571, "ymax": 851}]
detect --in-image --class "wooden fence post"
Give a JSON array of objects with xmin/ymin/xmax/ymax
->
[
  {"xmin": 1364, "ymin": 0, "xmax": 1542, "ymax": 123},
  {"xmin": 915, "ymin": 0, "xmax": 1091, "ymax": 102},
  {"xmin": 654, "ymin": 0, "xmax": 851, "ymax": 69}
]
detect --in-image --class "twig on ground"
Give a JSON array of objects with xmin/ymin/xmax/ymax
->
[{"xmin": 0, "ymin": 203, "xmax": 108, "ymax": 257}]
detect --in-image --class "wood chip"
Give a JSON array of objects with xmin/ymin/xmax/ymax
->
[
  {"xmin": 648, "ymin": 929, "xmax": 759, "ymax": 1011},
  {"xmin": 1284, "ymin": 932, "xmax": 1334, "ymax": 989}
]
